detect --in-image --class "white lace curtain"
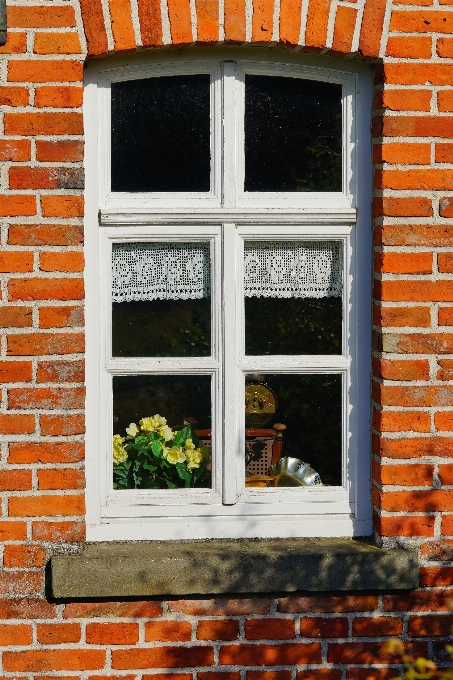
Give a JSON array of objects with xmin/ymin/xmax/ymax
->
[{"xmin": 112, "ymin": 241, "xmax": 342, "ymax": 302}]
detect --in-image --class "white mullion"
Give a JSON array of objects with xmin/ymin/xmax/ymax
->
[
  {"xmin": 239, "ymin": 357, "xmax": 349, "ymax": 372},
  {"xmin": 222, "ymin": 223, "xmax": 242, "ymax": 504},
  {"xmin": 222, "ymin": 61, "xmax": 237, "ymax": 209}
]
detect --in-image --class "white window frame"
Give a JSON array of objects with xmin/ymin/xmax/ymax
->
[{"xmin": 85, "ymin": 48, "xmax": 373, "ymax": 541}]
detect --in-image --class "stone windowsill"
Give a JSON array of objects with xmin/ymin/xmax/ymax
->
[{"xmin": 51, "ymin": 538, "xmax": 418, "ymax": 598}]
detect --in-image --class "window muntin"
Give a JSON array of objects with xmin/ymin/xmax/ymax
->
[{"xmin": 86, "ymin": 52, "xmax": 372, "ymax": 539}]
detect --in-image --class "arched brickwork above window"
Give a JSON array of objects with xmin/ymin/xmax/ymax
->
[{"xmin": 79, "ymin": 0, "xmax": 386, "ymax": 59}]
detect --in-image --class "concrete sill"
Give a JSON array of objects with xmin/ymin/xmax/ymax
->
[{"xmin": 51, "ymin": 538, "xmax": 418, "ymax": 599}]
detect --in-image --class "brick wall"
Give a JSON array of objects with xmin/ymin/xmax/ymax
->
[{"xmin": 1, "ymin": 0, "xmax": 453, "ymax": 677}]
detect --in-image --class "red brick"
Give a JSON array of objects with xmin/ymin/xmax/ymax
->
[
  {"xmin": 35, "ymin": 86, "xmax": 83, "ymax": 108},
  {"xmin": 8, "ymin": 224, "xmax": 83, "ymax": 246},
  {"xmin": 166, "ymin": 0, "xmax": 192, "ymax": 44},
  {"xmin": 108, "ymin": 0, "xmax": 136, "ymax": 50},
  {"xmin": 408, "ymin": 615, "xmax": 453, "ymax": 637},
  {"xmin": 0, "ymin": 522, "xmax": 27, "ymax": 541},
  {"xmin": 438, "ymin": 464, "xmax": 453, "ymax": 485},
  {"xmin": 376, "ymin": 515, "xmax": 435, "ymax": 537},
  {"xmin": 39, "ymin": 306, "xmax": 84, "ymax": 328},
  {"xmin": 145, "ymin": 621, "xmax": 192, "ymax": 642},
  {"xmin": 0, "ymin": 85, "xmax": 28, "ymax": 106},
  {"xmin": 9, "ymin": 278, "xmax": 83, "ymax": 302},
  {"xmin": 0, "ymin": 415, "xmax": 35, "ymax": 435},
  {"xmin": 378, "ymin": 169, "xmax": 453, "ymax": 191},
  {"xmin": 197, "ymin": 620, "xmax": 239, "ymax": 641},
  {"xmin": 358, "ymin": 0, "xmax": 386, "ymax": 56},
  {"xmin": 0, "ymin": 306, "xmax": 32, "ymax": 328},
  {"xmin": 377, "ymin": 143, "xmax": 431, "ymax": 165},
  {"xmin": 279, "ymin": 595, "xmax": 378, "ymax": 613},
  {"xmin": 38, "ymin": 469, "xmax": 85, "ymax": 490},
  {"xmin": 298, "ymin": 672, "xmax": 342, "ymax": 680},
  {"xmin": 249, "ymin": 674, "xmax": 291, "ymax": 680},
  {"xmin": 373, "ymin": 410, "xmax": 430, "ymax": 433},
  {"xmin": 168, "ymin": 599, "xmax": 270, "ymax": 615},
  {"xmin": 40, "ymin": 414, "xmax": 85, "ymax": 436},
  {"xmin": 195, "ymin": 0, "xmax": 219, "ymax": 41},
  {"xmin": 0, "ymin": 361, "xmax": 32, "ymax": 382},
  {"xmin": 8, "ymin": 387, "xmax": 84, "ymax": 410},
  {"xmin": 352, "ymin": 617, "xmax": 403, "ymax": 637},
  {"xmin": 438, "ymin": 254, "xmax": 453, "ymax": 273},
  {"xmin": 41, "ymin": 196, "xmax": 84, "ymax": 218},
  {"xmin": 32, "ymin": 521, "xmax": 85, "ymax": 542},
  {"xmin": 4, "ymin": 112, "xmax": 82, "ymax": 136},
  {"xmin": 38, "ymin": 360, "xmax": 84, "ymax": 383},
  {"xmin": 8, "ymin": 495, "xmax": 85, "ymax": 517},
  {"xmin": 331, "ymin": 5, "xmax": 357, "ymax": 54},
  {"xmin": 440, "ymin": 197, "xmax": 453, "ymax": 218},
  {"xmin": 386, "ymin": 36, "xmax": 431, "ymax": 58},
  {"xmin": 219, "ymin": 643, "xmax": 321, "ymax": 666},
  {"xmin": 437, "ymin": 37, "xmax": 453, "ymax": 57},
  {"xmin": 0, "ymin": 252, "xmax": 33, "ymax": 273},
  {"xmin": 224, "ymin": 0, "xmax": 246, "ymax": 40},
  {"xmin": 112, "ymin": 647, "xmax": 214, "ymax": 669},
  {"xmin": 63, "ymin": 601, "xmax": 163, "ymax": 618},
  {"xmin": 377, "ymin": 225, "xmax": 453, "ymax": 247},
  {"xmin": 305, "ymin": 0, "xmax": 332, "ymax": 49},
  {"xmin": 438, "ymin": 91, "xmax": 453, "ymax": 112},
  {"xmin": 80, "ymin": 0, "xmax": 109, "ymax": 55},
  {"xmin": 0, "ymin": 140, "xmax": 30, "ymax": 161},
  {"xmin": 436, "ymin": 144, "xmax": 453, "ymax": 164},
  {"xmin": 390, "ymin": 10, "xmax": 453, "ymax": 32},
  {"xmin": 376, "ymin": 385, "xmax": 453, "ymax": 408},
  {"xmin": 435, "ymin": 412, "xmax": 453, "ymax": 431},
  {"xmin": 377, "ymin": 436, "xmax": 453, "ymax": 459},
  {"xmin": 0, "ymin": 571, "xmax": 42, "ymax": 596},
  {"xmin": 8, "ymin": 332, "xmax": 84, "ymax": 356},
  {"xmin": 37, "ymin": 623, "xmax": 81, "ymax": 644},
  {"xmin": 0, "ymin": 598, "xmax": 56, "ymax": 619},
  {"xmin": 9, "ymin": 167, "xmax": 83, "ymax": 190},
  {"xmin": 373, "ymin": 358, "xmax": 430, "ymax": 381},
  {"xmin": 3, "ymin": 650, "xmax": 105, "ymax": 672},
  {"xmin": 442, "ymin": 516, "xmax": 453, "ymax": 535},
  {"xmin": 382, "ymin": 115, "xmax": 453, "ymax": 138},
  {"xmin": 380, "ymin": 490, "xmax": 453, "ymax": 512},
  {"xmin": 3, "ymin": 545, "xmax": 46, "ymax": 568},
  {"xmin": 138, "ymin": 0, "xmax": 163, "ymax": 47},
  {"xmin": 328, "ymin": 642, "xmax": 427, "ymax": 665},
  {"xmin": 384, "ymin": 591, "xmax": 453, "ymax": 612},
  {"xmin": 245, "ymin": 619, "xmax": 295, "ymax": 640},
  {"xmin": 0, "ymin": 195, "xmax": 36, "ymax": 217},
  {"xmin": 299, "ymin": 617, "xmax": 348, "ymax": 638},
  {"xmin": 86, "ymin": 623, "xmax": 139, "ymax": 645},
  {"xmin": 0, "ymin": 33, "xmax": 27, "ymax": 54},
  {"xmin": 420, "ymin": 566, "xmax": 453, "ymax": 586},
  {"xmin": 382, "ymin": 333, "xmax": 453, "ymax": 354},
  {"xmin": 251, "ymin": 0, "xmax": 274, "ymax": 42},
  {"xmin": 421, "ymin": 540, "xmax": 453, "ymax": 560},
  {"xmin": 373, "ymin": 197, "xmax": 432, "ymax": 217},
  {"xmin": 0, "ymin": 624, "xmax": 33, "ymax": 646},
  {"xmin": 9, "ymin": 442, "xmax": 84, "ymax": 464},
  {"xmin": 376, "ymin": 252, "xmax": 432, "ymax": 274},
  {"xmin": 34, "ymin": 33, "xmax": 81, "ymax": 54},
  {"xmin": 40, "ymin": 252, "xmax": 84, "ymax": 273},
  {"xmin": 373, "ymin": 306, "xmax": 431, "ymax": 328},
  {"xmin": 8, "ymin": 61, "xmax": 83, "ymax": 84},
  {"xmin": 0, "ymin": 470, "xmax": 32, "ymax": 491},
  {"xmin": 7, "ymin": 6, "xmax": 76, "ymax": 27}
]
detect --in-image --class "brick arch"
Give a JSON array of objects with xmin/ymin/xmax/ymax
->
[{"xmin": 79, "ymin": 0, "xmax": 386, "ymax": 59}]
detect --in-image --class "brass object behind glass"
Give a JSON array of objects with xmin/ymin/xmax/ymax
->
[
  {"xmin": 269, "ymin": 456, "xmax": 323, "ymax": 487},
  {"xmin": 245, "ymin": 376, "xmax": 277, "ymax": 427}
]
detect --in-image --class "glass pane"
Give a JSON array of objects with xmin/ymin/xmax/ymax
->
[
  {"xmin": 113, "ymin": 375, "xmax": 212, "ymax": 490},
  {"xmin": 111, "ymin": 74, "xmax": 211, "ymax": 192},
  {"xmin": 244, "ymin": 75, "xmax": 342, "ymax": 192},
  {"xmin": 244, "ymin": 374, "xmax": 342, "ymax": 487},
  {"xmin": 244, "ymin": 241, "xmax": 342, "ymax": 355},
  {"xmin": 112, "ymin": 242, "xmax": 211, "ymax": 357}
]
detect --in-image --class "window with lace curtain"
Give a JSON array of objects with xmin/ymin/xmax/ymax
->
[{"xmin": 84, "ymin": 51, "xmax": 373, "ymax": 541}]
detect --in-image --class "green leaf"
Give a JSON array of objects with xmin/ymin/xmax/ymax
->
[
  {"xmin": 191, "ymin": 461, "xmax": 206, "ymax": 485},
  {"xmin": 151, "ymin": 440, "xmax": 163, "ymax": 458},
  {"xmin": 172, "ymin": 425, "xmax": 192, "ymax": 447},
  {"xmin": 176, "ymin": 462, "xmax": 191, "ymax": 488}
]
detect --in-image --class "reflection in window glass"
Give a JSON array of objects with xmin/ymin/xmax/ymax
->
[
  {"xmin": 112, "ymin": 242, "xmax": 211, "ymax": 357},
  {"xmin": 111, "ymin": 74, "xmax": 211, "ymax": 192},
  {"xmin": 244, "ymin": 241, "xmax": 342, "ymax": 355},
  {"xmin": 244, "ymin": 75, "xmax": 342, "ymax": 192},
  {"xmin": 113, "ymin": 375, "xmax": 212, "ymax": 490},
  {"xmin": 244, "ymin": 374, "xmax": 342, "ymax": 487}
]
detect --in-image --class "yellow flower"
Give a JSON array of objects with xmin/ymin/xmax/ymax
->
[
  {"xmin": 125, "ymin": 422, "xmax": 139, "ymax": 438},
  {"xmin": 139, "ymin": 416, "xmax": 157, "ymax": 433},
  {"xmin": 184, "ymin": 438, "xmax": 196, "ymax": 450},
  {"xmin": 113, "ymin": 434, "xmax": 128, "ymax": 464},
  {"xmin": 153, "ymin": 413, "xmax": 167, "ymax": 426},
  {"xmin": 140, "ymin": 414, "xmax": 170, "ymax": 435},
  {"xmin": 184, "ymin": 446, "xmax": 203, "ymax": 470},
  {"xmin": 163, "ymin": 446, "xmax": 186, "ymax": 465},
  {"xmin": 159, "ymin": 425, "xmax": 175, "ymax": 442}
]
